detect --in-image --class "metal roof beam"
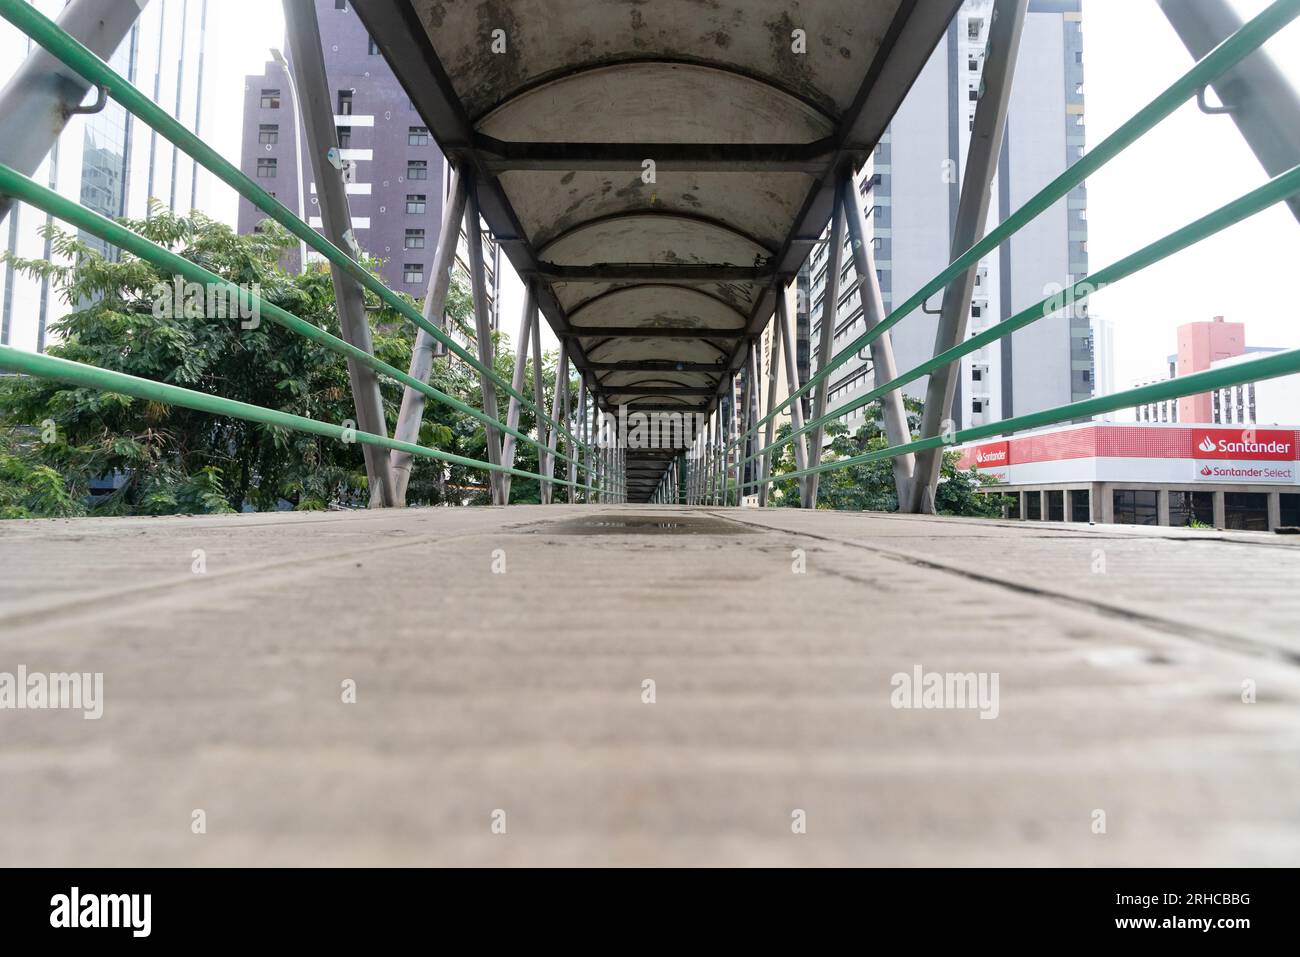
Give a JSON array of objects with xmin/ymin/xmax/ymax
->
[
  {"xmin": 474, "ymin": 134, "xmax": 835, "ymax": 173},
  {"xmin": 533, "ymin": 263, "xmax": 773, "ymax": 282},
  {"xmin": 566, "ymin": 326, "xmax": 745, "ymax": 339}
]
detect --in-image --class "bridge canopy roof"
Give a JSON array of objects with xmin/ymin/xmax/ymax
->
[{"xmin": 354, "ymin": 0, "xmax": 960, "ymax": 499}]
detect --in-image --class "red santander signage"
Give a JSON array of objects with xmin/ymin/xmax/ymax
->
[
  {"xmin": 1191, "ymin": 427, "xmax": 1295, "ymax": 461},
  {"xmin": 958, "ymin": 440, "xmax": 1010, "ymax": 471}
]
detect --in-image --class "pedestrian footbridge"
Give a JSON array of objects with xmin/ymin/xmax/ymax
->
[{"xmin": 1, "ymin": 0, "xmax": 1299, "ymax": 866}]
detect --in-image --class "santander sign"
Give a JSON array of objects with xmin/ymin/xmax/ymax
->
[{"xmin": 1192, "ymin": 428, "xmax": 1295, "ymax": 461}]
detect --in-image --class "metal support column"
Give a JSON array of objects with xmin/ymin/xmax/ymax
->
[
  {"xmin": 283, "ymin": 0, "xmax": 396, "ymax": 507},
  {"xmin": 542, "ymin": 343, "xmax": 568, "ymax": 504},
  {"xmin": 0, "ymin": 0, "xmax": 143, "ymax": 228},
  {"xmin": 530, "ymin": 292, "xmax": 547, "ymax": 500},
  {"xmin": 464, "ymin": 182, "xmax": 506, "ymax": 505},
  {"xmin": 777, "ymin": 290, "xmax": 810, "ymax": 477},
  {"xmin": 802, "ymin": 193, "xmax": 846, "ymax": 509},
  {"xmin": 564, "ymin": 365, "xmax": 575, "ymax": 503},
  {"xmin": 735, "ymin": 346, "xmax": 755, "ymax": 502},
  {"xmin": 908, "ymin": 0, "xmax": 1026, "ymax": 514},
  {"xmin": 391, "ymin": 169, "xmax": 468, "ymax": 501},
  {"xmin": 758, "ymin": 307, "xmax": 782, "ymax": 507},
  {"xmin": 1159, "ymin": 0, "xmax": 1300, "ymax": 224},
  {"xmin": 578, "ymin": 386, "xmax": 588, "ymax": 503},
  {"xmin": 839, "ymin": 178, "xmax": 919, "ymax": 509},
  {"xmin": 499, "ymin": 281, "xmax": 536, "ymax": 502},
  {"xmin": 747, "ymin": 337, "xmax": 762, "ymax": 500}
]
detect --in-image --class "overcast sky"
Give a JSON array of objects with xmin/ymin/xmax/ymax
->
[{"xmin": 200, "ymin": 0, "xmax": 1300, "ymax": 388}]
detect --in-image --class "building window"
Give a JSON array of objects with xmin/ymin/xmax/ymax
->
[
  {"xmin": 408, "ymin": 126, "xmax": 429, "ymax": 146},
  {"xmin": 1113, "ymin": 489, "xmax": 1158, "ymax": 526},
  {"xmin": 337, "ymin": 90, "xmax": 353, "ymax": 115},
  {"xmin": 1224, "ymin": 492, "xmax": 1268, "ymax": 531},
  {"xmin": 968, "ymin": 88, "xmax": 978, "ymax": 101},
  {"xmin": 403, "ymin": 263, "xmax": 424, "ymax": 284},
  {"xmin": 1046, "ymin": 490, "xmax": 1065, "ymax": 522},
  {"xmin": 258, "ymin": 123, "xmax": 278, "ymax": 144},
  {"xmin": 406, "ymin": 193, "xmax": 426, "ymax": 214},
  {"xmin": 337, "ymin": 126, "xmax": 352, "ymax": 148},
  {"xmin": 1169, "ymin": 491, "xmax": 1213, "ymax": 527},
  {"xmin": 367, "ymin": 36, "xmax": 379, "ymax": 55},
  {"xmin": 404, "ymin": 228, "xmax": 425, "ymax": 249},
  {"xmin": 968, "ymin": 58, "xmax": 978, "ymax": 71},
  {"xmin": 1069, "ymin": 490, "xmax": 1090, "ymax": 522},
  {"xmin": 1026, "ymin": 493, "xmax": 1042, "ymax": 520},
  {"xmin": 256, "ymin": 158, "xmax": 277, "ymax": 178},
  {"xmin": 335, "ymin": 0, "xmax": 347, "ymax": 9},
  {"xmin": 1280, "ymin": 493, "xmax": 1300, "ymax": 528},
  {"xmin": 407, "ymin": 160, "xmax": 428, "ymax": 180},
  {"xmin": 971, "ymin": 368, "xmax": 982, "ymax": 382},
  {"xmin": 260, "ymin": 88, "xmax": 280, "ymax": 109},
  {"xmin": 972, "ymin": 399, "xmax": 983, "ymax": 413}
]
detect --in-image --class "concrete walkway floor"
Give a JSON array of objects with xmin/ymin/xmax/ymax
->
[{"xmin": 1, "ymin": 505, "xmax": 1298, "ymax": 866}]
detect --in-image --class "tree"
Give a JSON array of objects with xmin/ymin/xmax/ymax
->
[
  {"xmin": 765, "ymin": 396, "xmax": 1001, "ymax": 516},
  {"xmin": 0, "ymin": 207, "xmax": 573, "ymax": 516}
]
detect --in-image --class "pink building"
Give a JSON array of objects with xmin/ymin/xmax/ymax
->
[{"xmin": 1176, "ymin": 316, "xmax": 1245, "ymax": 422}]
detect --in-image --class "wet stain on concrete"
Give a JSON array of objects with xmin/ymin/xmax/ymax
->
[{"xmin": 525, "ymin": 514, "xmax": 757, "ymax": 536}]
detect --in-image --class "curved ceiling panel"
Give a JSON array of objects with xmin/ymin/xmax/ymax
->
[
  {"xmin": 501, "ymin": 170, "xmax": 813, "ymax": 252},
  {"xmin": 478, "ymin": 62, "xmax": 834, "ymax": 144},
  {"xmin": 598, "ymin": 371, "xmax": 719, "ymax": 389},
  {"xmin": 416, "ymin": 0, "xmax": 892, "ymax": 120},
  {"xmin": 570, "ymin": 286, "xmax": 747, "ymax": 330},
  {"xmin": 582, "ymin": 337, "xmax": 732, "ymax": 366},
  {"xmin": 552, "ymin": 280, "xmax": 759, "ymax": 317},
  {"xmin": 540, "ymin": 213, "xmax": 769, "ymax": 267}
]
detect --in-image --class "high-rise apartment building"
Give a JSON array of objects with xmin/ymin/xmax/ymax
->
[
  {"xmin": 1127, "ymin": 316, "xmax": 1297, "ymax": 426},
  {"xmin": 805, "ymin": 0, "xmax": 1088, "ymax": 436},
  {"xmin": 0, "ymin": 0, "xmax": 211, "ymax": 353},
  {"xmin": 236, "ymin": 0, "xmax": 497, "ymax": 318}
]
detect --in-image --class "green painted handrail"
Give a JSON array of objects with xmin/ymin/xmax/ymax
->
[
  {"xmin": 0, "ymin": 345, "xmax": 592, "ymax": 491},
  {"xmin": 0, "ymin": 0, "xmax": 585, "ymax": 451},
  {"xmin": 743, "ymin": 161, "xmax": 1300, "ymax": 470},
  {"xmin": 0, "ymin": 162, "xmax": 585, "ymax": 475}
]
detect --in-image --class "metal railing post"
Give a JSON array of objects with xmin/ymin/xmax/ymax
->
[
  {"xmin": 283, "ymin": 0, "xmax": 396, "ymax": 507},
  {"xmin": 391, "ymin": 169, "xmax": 468, "ymax": 501},
  {"xmin": 908, "ymin": 0, "xmax": 1026, "ymax": 514},
  {"xmin": 463, "ymin": 180, "xmax": 506, "ymax": 504},
  {"xmin": 499, "ymin": 281, "xmax": 536, "ymax": 502},
  {"xmin": 802, "ymin": 189, "xmax": 846, "ymax": 509},
  {"xmin": 1159, "ymin": 0, "xmax": 1300, "ymax": 224},
  {"xmin": 0, "ymin": 0, "xmax": 142, "ymax": 228},
  {"xmin": 758, "ymin": 305, "xmax": 782, "ymax": 507}
]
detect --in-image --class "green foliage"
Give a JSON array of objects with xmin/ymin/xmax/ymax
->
[
  {"xmin": 0, "ymin": 207, "xmax": 577, "ymax": 517},
  {"xmin": 765, "ymin": 396, "xmax": 1001, "ymax": 517}
]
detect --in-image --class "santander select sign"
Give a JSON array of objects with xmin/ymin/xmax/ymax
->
[{"xmin": 1191, "ymin": 428, "xmax": 1295, "ymax": 461}]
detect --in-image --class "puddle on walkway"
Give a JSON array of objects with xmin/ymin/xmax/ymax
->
[{"xmin": 526, "ymin": 514, "xmax": 757, "ymax": 536}]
